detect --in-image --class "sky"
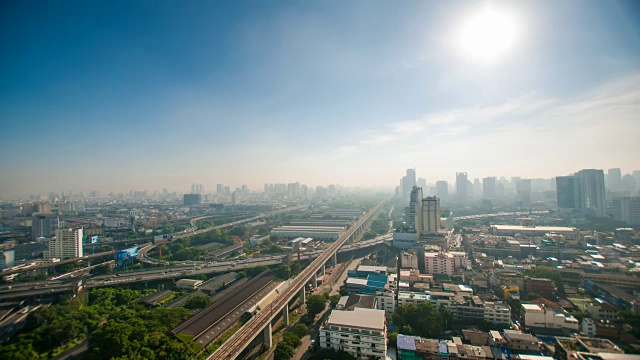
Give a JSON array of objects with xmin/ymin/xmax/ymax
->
[{"xmin": 1, "ymin": 0, "xmax": 640, "ymax": 197}]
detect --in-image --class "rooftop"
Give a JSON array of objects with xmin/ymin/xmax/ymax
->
[{"xmin": 327, "ymin": 308, "xmax": 385, "ymax": 330}]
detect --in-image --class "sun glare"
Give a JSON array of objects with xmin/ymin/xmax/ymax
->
[{"xmin": 459, "ymin": 7, "xmax": 518, "ymax": 62}]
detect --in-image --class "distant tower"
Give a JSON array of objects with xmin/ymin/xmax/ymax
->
[{"xmin": 456, "ymin": 172, "xmax": 468, "ymax": 201}]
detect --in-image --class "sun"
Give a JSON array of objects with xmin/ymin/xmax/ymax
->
[{"xmin": 458, "ymin": 6, "xmax": 518, "ymax": 62}]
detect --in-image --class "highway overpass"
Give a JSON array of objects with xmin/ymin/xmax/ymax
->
[{"xmin": 209, "ymin": 199, "xmax": 386, "ymax": 359}]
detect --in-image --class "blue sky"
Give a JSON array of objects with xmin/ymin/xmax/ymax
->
[{"xmin": 1, "ymin": 0, "xmax": 639, "ymax": 196}]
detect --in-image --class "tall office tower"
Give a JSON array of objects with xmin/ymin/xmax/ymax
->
[
  {"xmin": 483, "ymin": 177, "xmax": 497, "ymax": 199},
  {"xmin": 517, "ymin": 179, "xmax": 532, "ymax": 205},
  {"xmin": 633, "ymin": 171, "xmax": 640, "ymax": 189},
  {"xmin": 613, "ymin": 197, "xmax": 640, "ymax": 225},
  {"xmin": 48, "ymin": 227, "xmax": 83, "ymax": 260},
  {"xmin": 622, "ymin": 174, "xmax": 638, "ymax": 194},
  {"xmin": 556, "ymin": 176, "xmax": 582, "ymax": 210},
  {"xmin": 287, "ymin": 182, "xmax": 300, "ymax": 198},
  {"xmin": 241, "ymin": 185, "xmax": 249, "ymax": 195},
  {"xmin": 436, "ymin": 181, "xmax": 448, "ymax": 200},
  {"xmin": 473, "ymin": 178, "xmax": 482, "ymax": 197},
  {"xmin": 404, "ymin": 186, "xmax": 423, "ymax": 233},
  {"xmin": 191, "ymin": 183, "xmax": 197, "ymax": 194},
  {"xmin": 607, "ymin": 168, "xmax": 622, "ymax": 192},
  {"xmin": 224, "ymin": 186, "xmax": 231, "ymax": 196},
  {"xmin": 316, "ymin": 186, "xmax": 328, "ymax": 199},
  {"xmin": 577, "ymin": 169, "xmax": 606, "ymax": 217},
  {"xmin": 420, "ymin": 196, "xmax": 441, "ymax": 235},
  {"xmin": 300, "ymin": 185, "xmax": 309, "ymax": 200},
  {"xmin": 327, "ymin": 184, "xmax": 337, "ymax": 196},
  {"xmin": 216, "ymin": 184, "xmax": 224, "ymax": 194},
  {"xmin": 231, "ymin": 191, "xmax": 237, "ymax": 205},
  {"xmin": 456, "ymin": 172, "xmax": 468, "ymax": 201},
  {"xmin": 401, "ymin": 169, "xmax": 417, "ymax": 202},
  {"xmin": 32, "ymin": 215, "xmax": 58, "ymax": 240},
  {"xmin": 417, "ymin": 177, "xmax": 427, "ymax": 189}
]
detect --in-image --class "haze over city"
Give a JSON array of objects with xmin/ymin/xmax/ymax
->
[{"xmin": 1, "ymin": 1, "xmax": 639, "ymax": 197}]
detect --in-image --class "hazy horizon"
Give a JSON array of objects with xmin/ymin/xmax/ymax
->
[{"xmin": 2, "ymin": 1, "xmax": 640, "ymax": 198}]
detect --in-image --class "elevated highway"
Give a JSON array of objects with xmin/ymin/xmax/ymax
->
[{"xmin": 209, "ymin": 199, "xmax": 386, "ymax": 359}]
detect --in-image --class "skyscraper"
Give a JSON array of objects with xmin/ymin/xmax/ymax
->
[
  {"xmin": 607, "ymin": 168, "xmax": 622, "ymax": 192},
  {"xmin": 556, "ymin": 176, "xmax": 581, "ymax": 210},
  {"xmin": 577, "ymin": 169, "xmax": 606, "ymax": 217},
  {"xmin": 404, "ymin": 186, "xmax": 423, "ymax": 232},
  {"xmin": 456, "ymin": 172, "xmax": 468, "ymax": 201},
  {"xmin": 420, "ymin": 196, "xmax": 441, "ymax": 235},
  {"xmin": 32, "ymin": 214, "xmax": 58, "ymax": 240},
  {"xmin": 401, "ymin": 169, "xmax": 417, "ymax": 202},
  {"xmin": 216, "ymin": 184, "xmax": 224, "ymax": 194},
  {"xmin": 436, "ymin": 181, "xmax": 448, "ymax": 200},
  {"xmin": 516, "ymin": 179, "xmax": 532, "ymax": 205},
  {"xmin": 483, "ymin": 177, "xmax": 497, "ymax": 199}
]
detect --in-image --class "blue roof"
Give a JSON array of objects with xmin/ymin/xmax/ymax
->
[
  {"xmin": 397, "ymin": 334, "xmax": 416, "ymax": 351},
  {"xmin": 438, "ymin": 342, "xmax": 449, "ymax": 354},
  {"xmin": 366, "ymin": 273, "xmax": 388, "ymax": 288}
]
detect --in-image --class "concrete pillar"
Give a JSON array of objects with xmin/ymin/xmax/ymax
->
[
  {"xmin": 321, "ymin": 264, "xmax": 325, "ymax": 276},
  {"xmin": 263, "ymin": 322, "xmax": 272, "ymax": 349},
  {"xmin": 283, "ymin": 303, "xmax": 289, "ymax": 326},
  {"xmin": 333, "ymin": 252, "xmax": 337, "ymax": 265},
  {"xmin": 300, "ymin": 287, "xmax": 306, "ymax": 304}
]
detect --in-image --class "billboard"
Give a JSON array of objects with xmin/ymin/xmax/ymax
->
[
  {"xmin": 91, "ymin": 235, "xmax": 98, "ymax": 244},
  {"xmin": 103, "ymin": 217, "xmax": 120, "ymax": 228},
  {"xmin": 115, "ymin": 246, "xmax": 139, "ymax": 262}
]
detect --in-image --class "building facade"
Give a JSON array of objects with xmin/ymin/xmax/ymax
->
[
  {"xmin": 47, "ymin": 227, "xmax": 83, "ymax": 260},
  {"xmin": 319, "ymin": 308, "xmax": 387, "ymax": 360}
]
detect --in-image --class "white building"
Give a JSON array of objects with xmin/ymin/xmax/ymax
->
[
  {"xmin": 375, "ymin": 289, "xmax": 396, "ymax": 315},
  {"xmin": 319, "ymin": 308, "xmax": 387, "ymax": 360},
  {"xmin": 613, "ymin": 197, "xmax": 640, "ymax": 226},
  {"xmin": 521, "ymin": 303, "xmax": 579, "ymax": 330},
  {"xmin": 483, "ymin": 302, "xmax": 511, "ymax": 325},
  {"xmin": 420, "ymin": 196, "xmax": 441, "ymax": 235},
  {"xmin": 47, "ymin": 227, "xmax": 83, "ymax": 259},
  {"xmin": 585, "ymin": 300, "xmax": 618, "ymax": 321}
]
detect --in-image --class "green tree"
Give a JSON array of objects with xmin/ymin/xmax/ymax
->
[
  {"xmin": 274, "ymin": 343, "xmax": 295, "ymax": 360},
  {"xmin": 246, "ymin": 266, "xmax": 269, "ymax": 277},
  {"xmin": 274, "ymin": 265, "xmax": 291, "ymax": 280},
  {"xmin": 184, "ymin": 295, "xmax": 212, "ymax": 310},
  {"xmin": 329, "ymin": 295, "xmax": 341, "ymax": 308},
  {"xmin": 388, "ymin": 332, "xmax": 398, "ymax": 347},
  {"xmin": 90, "ymin": 264, "xmax": 113, "ymax": 276},
  {"xmin": 306, "ymin": 295, "xmax": 327, "ymax": 317},
  {"xmin": 292, "ymin": 324, "xmax": 308, "ymax": 338}
]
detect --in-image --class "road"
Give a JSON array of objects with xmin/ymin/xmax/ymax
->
[
  {"xmin": 291, "ymin": 258, "xmax": 364, "ymax": 360},
  {"xmin": 208, "ymin": 198, "xmax": 385, "ymax": 360}
]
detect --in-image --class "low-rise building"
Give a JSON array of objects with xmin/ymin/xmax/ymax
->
[
  {"xmin": 503, "ymin": 330, "xmax": 540, "ymax": 352},
  {"xmin": 585, "ymin": 299, "xmax": 618, "ymax": 321},
  {"xmin": 521, "ymin": 303, "xmax": 579, "ymax": 330},
  {"xmin": 319, "ymin": 308, "xmax": 387, "ymax": 360}
]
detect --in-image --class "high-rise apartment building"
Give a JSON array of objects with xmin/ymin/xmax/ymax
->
[
  {"xmin": 607, "ymin": 168, "xmax": 622, "ymax": 192},
  {"xmin": 32, "ymin": 215, "xmax": 58, "ymax": 240},
  {"xmin": 456, "ymin": 172, "xmax": 468, "ymax": 201},
  {"xmin": 420, "ymin": 196, "xmax": 441, "ymax": 235},
  {"xmin": 216, "ymin": 184, "xmax": 224, "ymax": 194},
  {"xmin": 483, "ymin": 177, "xmax": 497, "ymax": 199},
  {"xmin": 404, "ymin": 187, "xmax": 423, "ymax": 232},
  {"xmin": 613, "ymin": 197, "xmax": 640, "ymax": 225},
  {"xmin": 319, "ymin": 308, "xmax": 387, "ymax": 360},
  {"xmin": 517, "ymin": 179, "xmax": 532, "ymax": 205},
  {"xmin": 47, "ymin": 227, "xmax": 83, "ymax": 260},
  {"xmin": 436, "ymin": 181, "xmax": 448, "ymax": 200},
  {"xmin": 577, "ymin": 169, "xmax": 606, "ymax": 217}
]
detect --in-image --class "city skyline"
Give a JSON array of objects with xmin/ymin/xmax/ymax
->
[{"xmin": 1, "ymin": 1, "xmax": 640, "ymax": 197}]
